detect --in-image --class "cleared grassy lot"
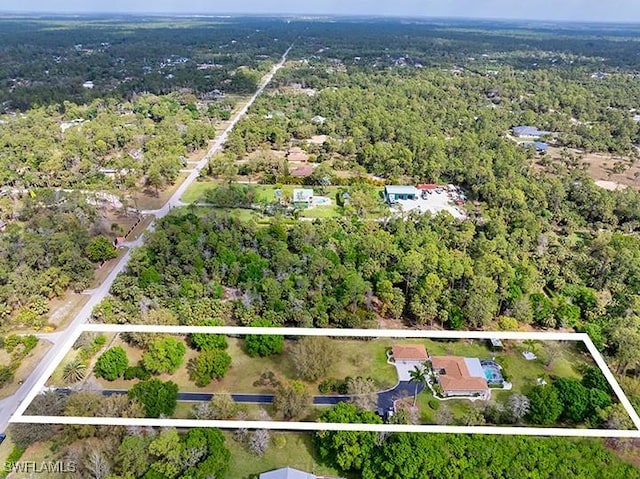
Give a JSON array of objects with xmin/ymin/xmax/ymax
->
[
  {"xmin": 181, "ymin": 182, "xmax": 385, "ymax": 219},
  {"xmin": 223, "ymin": 431, "xmax": 343, "ymax": 479},
  {"xmin": 92, "ymin": 336, "xmax": 398, "ymax": 395},
  {"xmin": 87, "ymin": 336, "xmax": 592, "ymax": 399}
]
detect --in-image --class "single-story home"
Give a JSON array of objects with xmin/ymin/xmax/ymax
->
[
  {"xmin": 260, "ymin": 467, "xmax": 316, "ymax": 479},
  {"xmin": 384, "ymin": 185, "xmax": 418, "ymax": 204},
  {"xmin": 512, "ymin": 126, "xmax": 551, "ymax": 139},
  {"xmin": 290, "ymin": 165, "xmax": 315, "ymax": 178},
  {"xmin": 392, "ymin": 344, "xmax": 428, "ymax": 363},
  {"xmin": 292, "ymin": 188, "xmax": 314, "ymax": 208},
  {"xmin": 522, "ymin": 141, "xmax": 548, "ymax": 152},
  {"xmin": 430, "ymin": 356, "xmax": 490, "ymax": 398}
]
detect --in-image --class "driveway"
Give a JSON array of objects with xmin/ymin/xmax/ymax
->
[
  {"xmin": 377, "ymin": 381, "xmax": 425, "ymax": 412},
  {"xmin": 393, "ymin": 360, "xmax": 426, "ymax": 381}
]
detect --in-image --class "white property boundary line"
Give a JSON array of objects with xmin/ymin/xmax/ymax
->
[{"xmin": 11, "ymin": 326, "xmax": 640, "ymax": 437}]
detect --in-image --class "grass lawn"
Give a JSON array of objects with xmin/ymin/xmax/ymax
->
[
  {"xmin": 91, "ymin": 336, "xmax": 398, "ymax": 396},
  {"xmin": 181, "ymin": 179, "xmax": 223, "ymax": 203},
  {"xmin": 422, "ymin": 338, "xmax": 589, "ymax": 396},
  {"xmin": 174, "ymin": 401, "xmax": 199, "ymax": 419},
  {"xmin": 0, "ymin": 433, "xmax": 15, "ymax": 466},
  {"xmin": 223, "ymin": 431, "xmax": 343, "ymax": 479}
]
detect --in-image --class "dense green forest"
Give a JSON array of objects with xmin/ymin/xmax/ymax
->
[
  {"xmin": 0, "ymin": 94, "xmax": 216, "ymax": 190},
  {"xmin": 315, "ymin": 403, "xmax": 640, "ymax": 478},
  {"xmin": 0, "ymin": 16, "xmax": 291, "ymax": 109}
]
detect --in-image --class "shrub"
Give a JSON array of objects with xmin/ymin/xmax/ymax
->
[
  {"xmin": 94, "ymin": 346, "xmax": 129, "ymax": 381},
  {"xmin": 428, "ymin": 398, "xmax": 441, "ymax": 411},
  {"xmin": 124, "ymin": 365, "xmax": 151, "ymax": 381},
  {"xmin": 21, "ymin": 335, "xmax": 38, "ymax": 354}
]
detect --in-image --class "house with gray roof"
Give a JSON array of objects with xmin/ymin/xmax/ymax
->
[
  {"xmin": 260, "ymin": 467, "xmax": 316, "ymax": 479},
  {"xmin": 512, "ymin": 126, "xmax": 552, "ymax": 139}
]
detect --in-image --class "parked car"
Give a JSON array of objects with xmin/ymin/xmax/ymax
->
[{"xmin": 0, "ymin": 433, "xmax": 6, "ymax": 445}]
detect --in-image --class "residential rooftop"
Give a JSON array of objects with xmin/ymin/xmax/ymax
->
[
  {"xmin": 392, "ymin": 344, "xmax": 428, "ymax": 361},
  {"xmin": 431, "ymin": 356, "xmax": 488, "ymax": 392}
]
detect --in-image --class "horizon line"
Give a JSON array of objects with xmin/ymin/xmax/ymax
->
[{"xmin": 0, "ymin": 11, "xmax": 639, "ymax": 25}]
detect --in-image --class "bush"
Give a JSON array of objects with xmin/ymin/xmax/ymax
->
[
  {"xmin": 245, "ymin": 319, "xmax": 284, "ymax": 357},
  {"xmin": 0, "ymin": 366, "xmax": 15, "ymax": 387},
  {"xmin": 428, "ymin": 398, "xmax": 441, "ymax": 411},
  {"xmin": 94, "ymin": 346, "xmax": 129, "ymax": 381},
  {"xmin": 21, "ymin": 335, "xmax": 38, "ymax": 354},
  {"xmin": 129, "ymin": 379, "xmax": 179, "ymax": 418},
  {"xmin": 124, "ymin": 365, "xmax": 151, "ymax": 381}
]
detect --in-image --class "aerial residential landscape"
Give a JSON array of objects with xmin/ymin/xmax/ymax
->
[{"xmin": 2, "ymin": 1, "xmax": 640, "ymax": 478}]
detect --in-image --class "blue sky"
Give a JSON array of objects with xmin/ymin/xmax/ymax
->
[{"xmin": 3, "ymin": 0, "xmax": 640, "ymax": 22}]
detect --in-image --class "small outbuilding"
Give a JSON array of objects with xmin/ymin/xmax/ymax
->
[
  {"xmin": 384, "ymin": 185, "xmax": 418, "ymax": 204},
  {"xmin": 392, "ymin": 344, "xmax": 429, "ymax": 363}
]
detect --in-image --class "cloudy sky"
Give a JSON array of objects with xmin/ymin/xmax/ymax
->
[{"xmin": 3, "ymin": 0, "xmax": 640, "ymax": 22}]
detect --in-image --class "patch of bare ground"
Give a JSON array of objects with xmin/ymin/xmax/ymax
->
[
  {"xmin": 0, "ymin": 340, "xmax": 51, "ymax": 400},
  {"xmin": 306, "ymin": 134, "xmax": 328, "ymax": 145},
  {"xmin": 131, "ymin": 172, "xmax": 189, "ymax": 210},
  {"xmin": 46, "ymin": 293, "xmax": 90, "ymax": 329},
  {"xmin": 543, "ymin": 146, "xmax": 640, "ymax": 190},
  {"xmin": 88, "ymin": 247, "xmax": 129, "ymax": 289}
]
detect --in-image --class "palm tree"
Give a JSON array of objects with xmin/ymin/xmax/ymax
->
[
  {"xmin": 408, "ymin": 365, "xmax": 428, "ymax": 407},
  {"xmin": 62, "ymin": 359, "xmax": 87, "ymax": 384}
]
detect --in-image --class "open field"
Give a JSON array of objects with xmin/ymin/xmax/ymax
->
[
  {"xmin": 46, "ymin": 294, "xmax": 90, "ymax": 330},
  {"xmin": 223, "ymin": 431, "xmax": 343, "ymax": 479},
  {"xmin": 90, "ymin": 336, "xmax": 398, "ymax": 395},
  {"xmin": 544, "ymin": 146, "xmax": 640, "ymax": 191},
  {"xmin": 182, "ymin": 181, "xmax": 386, "ymax": 219}
]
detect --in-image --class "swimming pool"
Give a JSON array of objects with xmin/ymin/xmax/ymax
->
[
  {"xmin": 480, "ymin": 360, "xmax": 504, "ymax": 385},
  {"xmin": 313, "ymin": 196, "xmax": 331, "ymax": 206}
]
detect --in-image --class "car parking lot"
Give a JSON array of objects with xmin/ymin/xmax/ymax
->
[{"xmin": 394, "ymin": 190, "xmax": 466, "ymax": 219}]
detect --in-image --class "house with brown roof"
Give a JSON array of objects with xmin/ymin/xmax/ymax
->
[
  {"xmin": 430, "ymin": 356, "xmax": 489, "ymax": 399},
  {"xmin": 392, "ymin": 344, "xmax": 428, "ymax": 362}
]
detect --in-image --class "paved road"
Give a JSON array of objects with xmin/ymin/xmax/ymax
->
[
  {"xmin": 101, "ymin": 389, "xmax": 350, "ymax": 405},
  {"xmin": 52, "ymin": 383, "xmax": 418, "ymax": 411},
  {"xmin": 0, "ymin": 46, "xmax": 293, "ymax": 433}
]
